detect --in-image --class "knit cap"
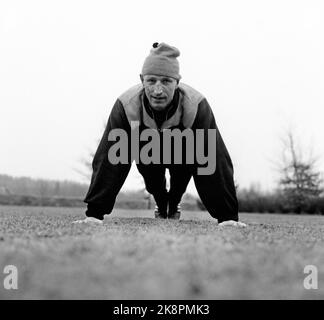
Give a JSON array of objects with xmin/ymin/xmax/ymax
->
[{"xmin": 141, "ymin": 42, "xmax": 181, "ymax": 80}]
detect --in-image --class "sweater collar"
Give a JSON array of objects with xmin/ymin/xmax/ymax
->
[{"xmin": 143, "ymin": 89, "xmax": 179, "ymax": 124}]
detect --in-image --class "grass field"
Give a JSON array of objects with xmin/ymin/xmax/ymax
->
[{"xmin": 0, "ymin": 205, "xmax": 324, "ymax": 299}]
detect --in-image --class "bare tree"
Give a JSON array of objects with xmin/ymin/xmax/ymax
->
[
  {"xmin": 75, "ymin": 151, "xmax": 94, "ymax": 182},
  {"xmin": 75, "ymin": 120, "xmax": 108, "ymax": 182},
  {"xmin": 279, "ymin": 129, "xmax": 323, "ymax": 213}
]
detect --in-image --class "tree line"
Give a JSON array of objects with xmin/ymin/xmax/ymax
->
[{"xmin": 0, "ymin": 175, "xmax": 88, "ymax": 198}]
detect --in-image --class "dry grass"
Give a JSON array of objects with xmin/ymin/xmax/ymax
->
[{"xmin": 0, "ymin": 205, "xmax": 324, "ymax": 299}]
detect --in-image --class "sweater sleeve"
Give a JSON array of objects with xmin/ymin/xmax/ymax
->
[
  {"xmin": 83, "ymin": 99, "xmax": 132, "ymax": 219},
  {"xmin": 192, "ymin": 98, "xmax": 239, "ymax": 222}
]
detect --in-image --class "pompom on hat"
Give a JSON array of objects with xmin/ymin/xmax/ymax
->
[{"xmin": 141, "ymin": 42, "xmax": 181, "ymax": 80}]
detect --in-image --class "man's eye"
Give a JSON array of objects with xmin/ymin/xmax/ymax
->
[{"xmin": 162, "ymin": 80, "xmax": 171, "ymax": 84}]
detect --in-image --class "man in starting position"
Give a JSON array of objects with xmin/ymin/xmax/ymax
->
[{"xmin": 74, "ymin": 42, "xmax": 246, "ymax": 227}]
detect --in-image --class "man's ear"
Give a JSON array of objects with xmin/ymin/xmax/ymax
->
[{"xmin": 140, "ymin": 74, "xmax": 144, "ymax": 83}]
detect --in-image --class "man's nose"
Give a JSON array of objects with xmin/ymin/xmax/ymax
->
[{"xmin": 153, "ymin": 84, "xmax": 163, "ymax": 95}]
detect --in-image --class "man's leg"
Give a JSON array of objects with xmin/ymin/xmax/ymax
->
[
  {"xmin": 136, "ymin": 164, "xmax": 168, "ymax": 217},
  {"xmin": 168, "ymin": 165, "xmax": 193, "ymax": 218}
]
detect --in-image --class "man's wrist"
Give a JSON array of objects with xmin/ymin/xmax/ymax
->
[{"xmin": 85, "ymin": 203, "xmax": 105, "ymax": 220}]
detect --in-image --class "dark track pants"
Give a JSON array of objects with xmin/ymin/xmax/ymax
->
[{"xmin": 136, "ymin": 164, "xmax": 193, "ymax": 211}]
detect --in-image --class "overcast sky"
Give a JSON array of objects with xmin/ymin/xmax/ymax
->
[{"xmin": 0, "ymin": 0, "xmax": 323, "ymax": 195}]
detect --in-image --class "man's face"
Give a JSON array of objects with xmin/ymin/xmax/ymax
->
[{"xmin": 141, "ymin": 74, "xmax": 178, "ymax": 111}]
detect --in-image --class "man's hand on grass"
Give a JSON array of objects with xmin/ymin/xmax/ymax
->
[
  {"xmin": 72, "ymin": 217, "xmax": 103, "ymax": 225},
  {"xmin": 218, "ymin": 220, "xmax": 247, "ymax": 228}
]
